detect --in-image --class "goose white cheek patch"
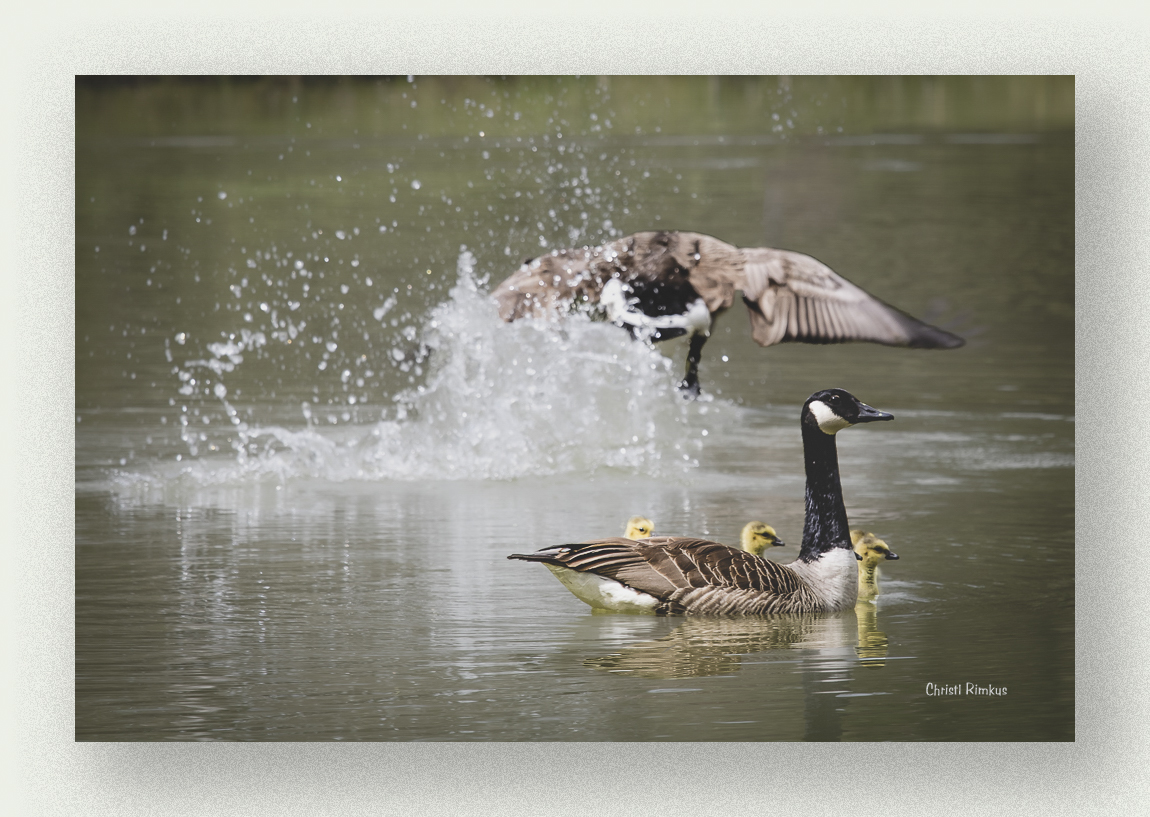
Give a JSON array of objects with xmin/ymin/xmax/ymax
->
[{"xmin": 808, "ymin": 400, "xmax": 852, "ymax": 435}]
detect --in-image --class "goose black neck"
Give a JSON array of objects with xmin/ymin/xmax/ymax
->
[{"xmin": 798, "ymin": 423, "xmax": 852, "ymax": 563}]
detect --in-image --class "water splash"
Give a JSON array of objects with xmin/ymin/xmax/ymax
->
[{"xmin": 131, "ymin": 251, "xmax": 705, "ymax": 490}]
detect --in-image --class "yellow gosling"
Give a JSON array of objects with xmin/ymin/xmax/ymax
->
[
  {"xmin": 623, "ymin": 516, "xmax": 655, "ymax": 540},
  {"xmin": 851, "ymin": 530, "xmax": 899, "ymax": 600},
  {"xmin": 740, "ymin": 522, "xmax": 786, "ymax": 557}
]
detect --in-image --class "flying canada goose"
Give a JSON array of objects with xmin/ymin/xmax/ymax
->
[
  {"xmin": 492, "ymin": 231, "xmax": 964, "ymax": 397},
  {"xmin": 508, "ymin": 388, "xmax": 892, "ymax": 615},
  {"xmin": 623, "ymin": 516, "xmax": 655, "ymax": 539},
  {"xmin": 740, "ymin": 521, "xmax": 785, "ymax": 557},
  {"xmin": 851, "ymin": 530, "xmax": 899, "ymax": 600}
]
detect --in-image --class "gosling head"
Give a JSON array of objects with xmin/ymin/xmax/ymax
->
[
  {"xmin": 803, "ymin": 388, "xmax": 893, "ymax": 436},
  {"xmin": 741, "ymin": 521, "xmax": 786, "ymax": 557},
  {"xmin": 623, "ymin": 516, "xmax": 655, "ymax": 540},
  {"xmin": 851, "ymin": 529, "xmax": 899, "ymax": 567}
]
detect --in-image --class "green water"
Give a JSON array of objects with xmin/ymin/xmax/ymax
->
[{"xmin": 76, "ymin": 76, "xmax": 1073, "ymax": 741}]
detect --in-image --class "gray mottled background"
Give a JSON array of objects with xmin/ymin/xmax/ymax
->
[{"xmin": 9, "ymin": 2, "xmax": 1150, "ymax": 815}]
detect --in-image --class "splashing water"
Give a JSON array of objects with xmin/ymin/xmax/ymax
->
[{"xmin": 134, "ymin": 251, "xmax": 706, "ymax": 489}]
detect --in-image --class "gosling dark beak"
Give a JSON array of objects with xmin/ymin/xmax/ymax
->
[
  {"xmin": 854, "ymin": 551, "xmax": 863, "ymax": 561},
  {"xmin": 885, "ymin": 552, "xmax": 899, "ymax": 560},
  {"xmin": 772, "ymin": 538, "xmax": 786, "ymax": 548},
  {"xmin": 854, "ymin": 403, "xmax": 894, "ymax": 423}
]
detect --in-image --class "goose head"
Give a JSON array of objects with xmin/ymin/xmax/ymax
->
[
  {"xmin": 802, "ymin": 388, "xmax": 893, "ymax": 436},
  {"xmin": 850, "ymin": 530, "xmax": 899, "ymax": 566},
  {"xmin": 623, "ymin": 516, "xmax": 655, "ymax": 540},
  {"xmin": 740, "ymin": 521, "xmax": 786, "ymax": 557}
]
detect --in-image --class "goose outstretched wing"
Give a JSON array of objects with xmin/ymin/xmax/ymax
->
[{"xmin": 738, "ymin": 247, "xmax": 964, "ymax": 349}]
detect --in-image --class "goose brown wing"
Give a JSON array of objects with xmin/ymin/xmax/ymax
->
[
  {"xmin": 492, "ymin": 247, "xmax": 606, "ymax": 321},
  {"xmin": 630, "ymin": 538, "xmax": 798, "ymax": 590},
  {"xmin": 511, "ymin": 537, "xmax": 808, "ymax": 601},
  {"xmin": 738, "ymin": 247, "xmax": 965, "ymax": 349}
]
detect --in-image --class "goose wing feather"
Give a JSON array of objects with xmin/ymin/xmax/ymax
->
[
  {"xmin": 738, "ymin": 247, "xmax": 965, "ymax": 349},
  {"xmin": 492, "ymin": 247, "xmax": 605, "ymax": 321}
]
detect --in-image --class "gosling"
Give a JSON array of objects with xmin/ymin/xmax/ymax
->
[
  {"xmin": 623, "ymin": 516, "xmax": 655, "ymax": 540},
  {"xmin": 740, "ymin": 522, "xmax": 786, "ymax": 557},
  {"xmin": 851, "ymin": 530, "xmax": 899, "ymax": 600}
]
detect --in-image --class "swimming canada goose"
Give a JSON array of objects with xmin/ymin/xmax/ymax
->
[
  {"xmin": 851, "ymin": 530, "xmax": 899, "ymax": 600},
  {"xmin": 508, "ymin": 388, "xmax": 893, "ymax": 615},
  {"xmin": 623, "ymin": 516, "xmax": 655, "ymax": 539},
  {"xmin": 740, "ymin": 521, "xmax": 785, "ymax": 557},
  {"xmin": 492, "ymin": 231, "xmax": 964, "ymax": 397}
]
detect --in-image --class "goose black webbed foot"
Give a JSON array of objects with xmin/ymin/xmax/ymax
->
[{"xmin": 677, "ymin": 378, "xmax": 702, "ymax": 400}]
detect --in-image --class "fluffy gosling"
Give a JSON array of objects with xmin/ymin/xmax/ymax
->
[
  {"xmin": 740, "ymin": 522, "xmax": 786, "ymax": 557},
  {"xmin": 623, "ymin": 516, "xmax": 655, "ymax": 540},
  {"xmin": 851, "ymin": 530, "xmax": 899, "ymax": 600}
]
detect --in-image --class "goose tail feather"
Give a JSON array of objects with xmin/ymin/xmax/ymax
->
[{"xmin": 507, "ymin": 547, "xmax": 571, "ymax": 566}]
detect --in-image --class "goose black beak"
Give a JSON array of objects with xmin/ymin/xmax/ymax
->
[
  {"xmin": 854, "ymin": 403, "xmax": 894, "ymax": 424},
  {"xmin": 885, "ymin": 552, "xmax": 899, "ymax": 560}
]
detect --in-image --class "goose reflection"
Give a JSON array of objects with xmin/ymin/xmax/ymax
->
[
  {"xmin": 584, "ymin": 611, "xmax": 886, "ymax": 679},
  {"xmin": 854, "ymin": 603, "xmax": 889, "ymax": 667}
]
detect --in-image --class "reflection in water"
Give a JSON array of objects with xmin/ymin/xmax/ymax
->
[
  {"xmin": 582, "ymin": 609, "xmax": 892, "ymax": 741},
  {"xmin": 854, "ymin": 603, "xmax": 890, "ymax": 667},
  {"xmin": 585, "ymin": 612, "xmax": 870, "ymax": 679}
]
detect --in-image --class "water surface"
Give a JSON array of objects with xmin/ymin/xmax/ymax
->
[{"xmin": 76, "ymin": 76, "xmax": 1073, "ymax": 741}]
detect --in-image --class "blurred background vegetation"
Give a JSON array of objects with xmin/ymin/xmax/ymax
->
[{"xmin": 77, "ymin": 75, "xmax": 1073, "ymax": 140}]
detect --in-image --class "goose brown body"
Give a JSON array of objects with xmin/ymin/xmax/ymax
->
[{"xmin": 510, "ymin": 537, "xmax": 822, "ymax": 616}]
